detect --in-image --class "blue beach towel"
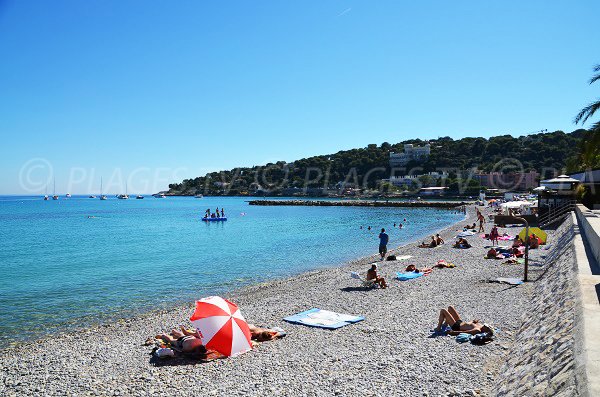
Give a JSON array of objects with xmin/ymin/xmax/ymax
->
[
  {"xmin": 396, "ymin": 271, "xmax": 424, "ymax": 281},
  {"xmin": 283, "ymin": 308, "xmax": 364, "ymax": 329}
]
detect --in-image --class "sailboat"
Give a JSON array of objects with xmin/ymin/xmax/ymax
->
[
  {"xmin": 52, "ymin": 179, "xmax": 59, "ymax": 200},
  {"xmin": 100, "ymin": 177, "xmax": 107, "ymax": 200},
  {"xmin": 43, "ymin": 185, "xmax": 49, "ymax": 200},
  {"xmin": 117, "ymin": 183, "xmax": 129, "ymax": 199}
]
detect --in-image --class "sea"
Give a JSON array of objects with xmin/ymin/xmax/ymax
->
[{"xmin": 0, "ymin": 195, "xmax": 465, "ymax": 343}]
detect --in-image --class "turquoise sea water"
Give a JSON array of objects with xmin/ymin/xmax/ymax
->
[{"xmin": 0, "ymin": 196, "xmax": 464, "ymax": 342}]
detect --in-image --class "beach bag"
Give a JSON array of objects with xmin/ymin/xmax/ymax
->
[
  {"xmin": 471, "ymin": 332, "xmax": 494, "ymax": 345},
  {"xmin": 386, "ymin": 255, "xmax": 397, "ymax": 261}
]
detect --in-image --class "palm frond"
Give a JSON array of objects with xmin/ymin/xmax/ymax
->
[
  {"xmin": 574, "ymin": 99, "xmax": 600, "ymax": 125},
  {"xmin": 589, "ymin": 64, "xmax": 600, "ymax": 84}
]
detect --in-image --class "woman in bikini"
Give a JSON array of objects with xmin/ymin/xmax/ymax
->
[
  {"xmin": 434, "ymin": 306, "xmax": 493, "ymax": 335},
  {"xmin": 155, "ymin": 326, "xmax": 207, "ymax": 357}
]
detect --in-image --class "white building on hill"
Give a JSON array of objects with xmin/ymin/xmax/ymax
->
[{"xmin": 389, "ymin": 143, "xmax": 431, "ymax": 167}]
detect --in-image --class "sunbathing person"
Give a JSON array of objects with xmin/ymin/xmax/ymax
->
[
  {"xmin": 248, "ymin": 324, "xmax": 284, "ymax": 342},
  {"xmin": 453, "ymin": 238, "xmax": 471, "ymax": 248},
  {"xmin": 366, "ymin": 264, "xmax": 388, "ymax": 288},
  {"xmin": 155, "ymin": 326, "xmax": 207, "ymax": 357},
  {"xmin": 529, "ymin": 233, "xmax": 540, "ymax": 249},
  {"xmin": 512, "ymin": 236, "xmax": 524, "ymax": 248},
  {"xmin": 434, "ymin": 306, "xmax": 494, "ymax": 336},
  {"xmin": 486, "ymin": 248, "xmax": 499, "ymax": 259},
  {"xmin": 418, "ymin": 236, "xmax": 438, "ymax": 248},
  {"xmin": 405, "ymin": 264, "xmax": 432, "ymax": 274},
  {"xmin": 435, "ymin": 234, "xmax": 445, "ymax": 245}
]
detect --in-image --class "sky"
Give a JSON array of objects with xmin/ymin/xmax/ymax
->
[{"xmin": 0, "ymin": 0, "xmax": 598, "ymax": 194}]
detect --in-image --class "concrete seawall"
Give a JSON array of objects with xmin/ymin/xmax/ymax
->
[{"xmin": 494, "ymin": 212, "xmax": 600, "ymax": 396}]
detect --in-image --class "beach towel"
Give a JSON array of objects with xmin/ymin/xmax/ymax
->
[
  {"xmin": 283, "ymin": 308, "xmax": 364, "ymax": 329},
  {"xmin": 456, "ymin": 231, "xmax": 475, "ymax": 238},
  {"xmin": 498, "ymin": 234, "xmax": 514, "ymax": 241},
  {"xmin": 495, "ymin": 277, "xmax": 524, "ymax": 285},
  {"xmin": 396, "ymin": 271, "xmax": 424, "ymax": 281},
  {"xmin": 456, "ymin": 333, "xmax": 472, "ymax": 343},
  {"xmin": 395, "ymin": 255, "xmax": 413, "ymax": 261}
]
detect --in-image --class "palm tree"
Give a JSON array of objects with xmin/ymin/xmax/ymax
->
[
  {"xmin": 574, "ymin": 64, "xmax": 600, "ymax": 125},
  {"xmin": 572, "ymin": 65, "xmax": 600, "ymax": 171}
]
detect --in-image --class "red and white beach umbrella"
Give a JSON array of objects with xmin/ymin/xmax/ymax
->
[{"xmin": 189, "ymin": 296, "xmax": 252, "ymax": 357}]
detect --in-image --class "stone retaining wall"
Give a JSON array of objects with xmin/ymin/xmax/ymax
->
[
  {"xmin": 494, "ymin": 216, "xmax": 586, "ymax": 396},
  {"xmin": 248, "ymin": 199, "xmax": 467, "ymax": 208}
]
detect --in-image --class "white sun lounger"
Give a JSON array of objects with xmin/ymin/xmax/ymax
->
[{"xmin": 351, "ymin": 272, "xmax": 377, "ymax": 288}]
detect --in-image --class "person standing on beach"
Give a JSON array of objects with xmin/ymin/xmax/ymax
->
[
  {"xmin": 378, "ymin": 228, "xmax": 389, "ymax": 259},
  {"xmin": 477, "ymin": 212, "xmax": 485, "ymax": 232}
]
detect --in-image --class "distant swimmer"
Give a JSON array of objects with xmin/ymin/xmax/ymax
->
[
  {"xmin": 399, "ymin": 223, "xmax": 403, "ymax": 228},
  {"xmin": 403, "ymin": 218, "xmax": 407, "ymax": 222},
  {"xmin": 367, "ymin": 226, "xmax": 371, "ymax": 231}
]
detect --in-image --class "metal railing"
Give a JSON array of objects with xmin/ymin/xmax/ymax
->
[{"xmin": 538, "ymin": 200, "xmax": 577, "ymax": 228}]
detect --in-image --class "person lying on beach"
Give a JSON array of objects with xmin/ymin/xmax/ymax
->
[
  {"xmin": 155, "ymin": 326, "xmax": 208, "ymax": 358},
  {"xmin": 434, "ymin": 306, "xmax": 494, "ymax": 336},
  {"xmin": 511, "ymin": 246, "xmax": 525, "ymax": 257},
  {"xmin": 435, "ymin": 234, "xmax": 445, "ymax": 245},
  {"xmin": 434, "ymin": 260, "xmax": 456, "ymax": 268},
  {"xmin": 248, "ymin": 324, "xmax": 285, "ymax": 342},
  {"xmin": 453, "ymin": 238, "xmax": 471, "ymax": 249},
  {"xmin": 366, "ymin": 264, "xmax": 388, "ymax": 288},
  {"xmin": 418, "ymin": 236, "xmax": 437, "ymax": 248},
  {"xmin": 486, "ymin": 248, "xmax": 499, "ymax": 259},
  {"xmin": 405, "ymin": 264, "xmax": 432, "ymax": 274}
]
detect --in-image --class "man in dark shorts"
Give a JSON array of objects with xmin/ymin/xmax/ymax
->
[{"xmin": 378, "ymin": 228, "xmax": 389, "ymax": 259}]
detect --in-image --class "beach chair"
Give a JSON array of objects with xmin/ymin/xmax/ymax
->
[{"xmin": 351, "ymin": 272, "xmax": 377, "ymax": 288}]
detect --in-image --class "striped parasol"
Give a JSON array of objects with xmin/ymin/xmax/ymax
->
[{"xmin": 189, "ymin": 296, "xmax": 252, "ymax": 357}]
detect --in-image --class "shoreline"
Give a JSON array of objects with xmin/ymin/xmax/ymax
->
[
  {"xmin": 2, "ymin": 205, "xmax": 549, "ymax": 396},
  {"xmin": 0, "ymin": 208, "xmax": 467, "ymax": 348}
]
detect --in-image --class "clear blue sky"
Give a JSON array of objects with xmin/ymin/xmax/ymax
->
[{"xmin": 0, "ymin": 0, "xmax": 598, "ymax": 194}]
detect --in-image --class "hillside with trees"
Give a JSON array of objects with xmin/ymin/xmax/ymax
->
[{"xmin": 167, "ymin": 129, "xmax": 587, "ymax": 196}]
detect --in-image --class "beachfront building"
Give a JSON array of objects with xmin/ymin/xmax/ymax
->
[
  {"xmin": 473, "ymin": 171, "xmax": 539, "ymax": 191},
  {"xmin": 389, "ymin": 143, "xmax": 431, "ymax": 167}
]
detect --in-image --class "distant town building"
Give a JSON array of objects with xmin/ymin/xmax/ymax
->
[
  {"xmin": 419, "ymin": 187, "xmax": 448, "ymax": 196},
  {"xmin": 386, "ymin": 171, "xmax": 448, "ymax": 187},
  {"xmin": 389, "ymin": 143, "xmax": 431, "ymax": 167},
  {"xmin": 474, "ymin": 171, "xmax": 539, "ymax": 191}
]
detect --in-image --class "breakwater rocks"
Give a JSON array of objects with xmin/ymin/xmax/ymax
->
[
  {"xmin": 248, "ymin": 199, "xmax": 468, "ymax": 209},
  {"xmin": 494, "ymin": 216, "xmax": 584, "ymax": 396}
]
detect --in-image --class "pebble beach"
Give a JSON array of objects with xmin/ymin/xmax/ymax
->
[{"xmin": 0, "ymin": 206, "xmax": 552, "ymax": 396}]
